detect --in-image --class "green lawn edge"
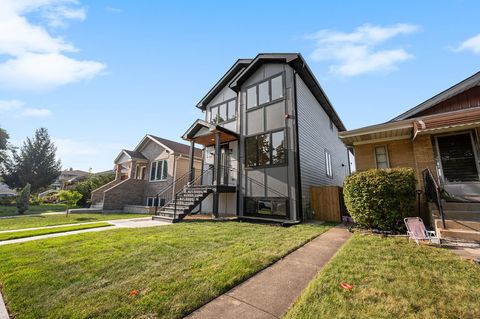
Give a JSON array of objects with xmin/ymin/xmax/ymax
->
[
  {"xmin": 0, "ymin": 222, "xmax": 112, "ymax": 241},
  {"xmin": 0, "ymin": 221, "xmax": 334, "ymax": 318},
  {"xmin": 285, "ymin": 234, "xmax": 480, "ymax": 319}
]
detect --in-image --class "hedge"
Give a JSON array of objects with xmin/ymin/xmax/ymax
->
[{"xmin": 343, "ymin": 168, "xmax": 416, "ymax": 231}]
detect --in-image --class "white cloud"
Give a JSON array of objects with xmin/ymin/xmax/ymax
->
[
  {"xmin": 456, "ymin": 34, "xmax": 480, "ymax": 54},
  {"xmin": 20, "ymin": 107, "xmax": 52, "ymax": 117},
  {"xmin": 306, "ymin": 23, "xmax": 419, "ymax": 76},
  {"xmin": 0, "ymin": 99, "xmax": 24, "ymax": 112},
  {"xmin": 105, "ymin": 6, "xmax": 122, "ymax": 13},
  {"xmin": 0, "ymin": 0, "xmax": 105, "ymax": 90}
]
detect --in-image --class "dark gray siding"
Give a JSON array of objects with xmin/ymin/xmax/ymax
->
[{"xmin": 295, "ymin": 74, "xmax": 349, "ymax": 215}]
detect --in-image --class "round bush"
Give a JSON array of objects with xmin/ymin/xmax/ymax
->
[{"xmin": 343, "ymin": 168, "xmax": 416, "ymax": 231}]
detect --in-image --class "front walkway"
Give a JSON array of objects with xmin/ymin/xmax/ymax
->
[
  {"xmin": 0, "ymin": 217, "xmax": 169, "ymax": 246},
  {"xmin": 186, "ymin": 226, "xmax": 352, "ymax": 319}
]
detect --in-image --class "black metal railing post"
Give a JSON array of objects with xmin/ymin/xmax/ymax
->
[{"xmin": 423, "ymin": 168, "xmax": 446, "ymax": 229}]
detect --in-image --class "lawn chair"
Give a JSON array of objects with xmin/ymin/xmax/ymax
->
[{"xmin": 404, "ymin": 217, "xmax": 439, "ymax": 245}]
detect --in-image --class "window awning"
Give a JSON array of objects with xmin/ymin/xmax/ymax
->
[{"xmin": 413, "ymin": 107, "xmax": 480, "ymax": 138}]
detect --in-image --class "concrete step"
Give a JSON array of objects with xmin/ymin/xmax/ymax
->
[
  {"xmin": 430, "ymin": 202, "xmax": 480, "ymax": 212},
  {"xmin": 435, "ymin": 219, "xmax": 480, "ymax": 232},
  {"xmin": 152, "ymin": 215, "xmax": 180, "ymax": 223},
  {"xmin": 432, "ymin": 210, "xmax": 480, "ymax": 222},
  {"xmin": 438, "ymin": 228, "xmax": 480, "ymax": 243}
]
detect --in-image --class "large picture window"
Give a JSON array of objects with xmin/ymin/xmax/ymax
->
[
  {"xmin": 210, "ymin": 99, "xmax": 237, "ymax": 124},
  {"xmin": 245, "ymin": 130, "xmax": 286, "ymax": 167},
  {"xmin": 244, "ymin": 197, "xmax": 288, "ymax": 218},
  {"xmin": 246, "ymin": 74, "xmax": 284, "ymax": 109},
  {"xmin": 150, "ymin": 160, "xmax": 168, "ymax": 181}
]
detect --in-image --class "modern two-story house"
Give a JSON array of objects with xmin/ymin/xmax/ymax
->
[
  {"xmin": 91, "ymin": 135, "xmax": 202, "ymax": 213},
  {"xmin": 154, "ymin": 53, "xmax": 350, "ymax": 223}
]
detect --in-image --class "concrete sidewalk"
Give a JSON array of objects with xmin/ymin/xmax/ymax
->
[
  {"xmin": 0, "ymin": 217, "xmax": 169, "ymax": 246},
  {"xmin": 186, "ymin": 226, "xmax": 352, "ymax": 319}
]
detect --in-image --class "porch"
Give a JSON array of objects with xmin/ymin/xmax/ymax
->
[{"xmin": 152, "ymin": 120, "xmax": 239, "ymax": 223}]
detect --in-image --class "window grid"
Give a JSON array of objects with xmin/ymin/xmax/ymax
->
[
  {"xmin": 150, "ymin": 160, "xmax": 168, "ymax": 181},
  {"xmin": 246, "ymin": 74, "xmax": 284, "ymax": 109}
]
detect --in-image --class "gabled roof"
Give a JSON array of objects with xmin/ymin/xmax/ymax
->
[
  {"xmin": 230, "ymin": 53, "xmax": 346, "ymax": 131},
  {"xmin": 391, "ymin": 70, "xmax": 480, "ymax": 121},
  {"xmin": 147, "ymin": 135, "xmax": 202, "ymax": 157},
  {"xmin": 196, "ymin": 59, "xmax": 252, "ymax": 110},
  {"xmin": 114, "ymin": 149, "xmax": 147, "ymax": 164}
]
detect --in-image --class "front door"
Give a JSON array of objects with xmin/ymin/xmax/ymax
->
[{"xmin": 436, "ymin": 132, "xmax": 480, "ymax": 183}]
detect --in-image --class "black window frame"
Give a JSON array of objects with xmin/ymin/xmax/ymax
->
[
  {"xmin": 245, "ymin": 73, "xmax": 285, "ymax": 110},
  {"xmin": 209, "ymin": 98, "xmax": 237, "ymax": 124},
  {"xmin": 244, "ymin": 197, "xmax": 289, "ymax": 219},
  {"xmin": 245, "ymin": 129, "xmax": 287, "ymax": 168}
]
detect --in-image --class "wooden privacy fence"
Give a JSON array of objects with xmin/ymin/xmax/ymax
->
[{"xmin": 310, "ymin": 186, "xmax": 345, "ymax": 222}]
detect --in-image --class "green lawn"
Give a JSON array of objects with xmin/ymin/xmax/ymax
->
[
  {"xmin": 0, "ymin": 221, "xmax": 331, "ymax": 318},
  {"xmin": 285, "ymin": 234, "xmax": 480, "ymax": 319},
  {"xmin": 0, "ymin": 204, "xmax": 79, "ymax": 217},
  {"xmin": 0, "ymin": 222, "xmax": 111, "ymax": 241},
  {"xmin": 0, "ymin": 213, "xmax": 149, "ymax": 231}
]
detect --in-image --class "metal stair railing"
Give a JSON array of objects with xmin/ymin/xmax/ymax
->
[
  {"xmin": 154, "ymin": 167, "xmax": 203, "ymax": 216},
  {"xmin": 422, "ymin": 168, "xmax": 446, "ymax": 229}
]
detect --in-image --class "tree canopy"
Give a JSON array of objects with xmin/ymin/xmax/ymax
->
[{"xmin": 1, "ymin": 128, "xmax": 61, "ymax": 192}]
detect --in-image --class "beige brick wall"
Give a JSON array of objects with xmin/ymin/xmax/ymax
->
[
  {"xmin": 355, "ymin": 138, "xmax": 416, "ymax": 171},
  {"xmin": 103, "ymin": 179, "xmax": 146, "ymax": 211}
]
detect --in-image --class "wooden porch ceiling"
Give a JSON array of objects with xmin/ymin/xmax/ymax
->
[{"xmin": 194, "ymin": 129, "xmax": 238, "ymax": 147}]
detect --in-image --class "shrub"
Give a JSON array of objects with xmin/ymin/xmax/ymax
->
[
  {"xmin": 343, "ymin": 168, "xmax": 416, "ymax": 231},
  {"xmin": 58, "ymin": 190, "xmax": 82, "ymax": 216},
  {"xmin": 17, "ymin": 183, "xmax": 31, "ymax": 214},
  {"xmin": 73, "ymin": 173, "xmax": 115, "ymax": 207},
  {"xmin": 0, "ymin": 195, "xmax": 17, "ymax": 206}
]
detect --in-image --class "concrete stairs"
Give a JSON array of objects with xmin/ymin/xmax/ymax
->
[
  {"xmin": 152, "ymin": 185, "xmax": 213, "ymax": 223},
  {"xmin": 430, "ymin": 202, "xmax": 480, "ymax": 243},
  {"xmin": 90, "ymin": 201, "xmax": 104, "ymax": 210}
]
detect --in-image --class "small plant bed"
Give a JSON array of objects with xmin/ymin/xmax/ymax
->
[
  {"xmin": 285, "ymin": 234, "xmax": 480, "ymax": 319},
  {"xmin": 0, "ymin": 204, "xmax": 80, "ymax": 217},
  {"xmin": 0, "ymin": 222, "xmax": 111, "ymax": 241},
  {"xmin": 0, "ymin": 222, "xmax": 331, "ymax": 318},
  {"xmin": 0, "ymin": 213, "xmax": 149, "ymax": 231}
]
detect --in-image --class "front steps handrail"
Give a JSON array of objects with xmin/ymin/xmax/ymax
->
[{"xmin": 422, "ymin": 168, "xmax": 446, "ymax": 229}]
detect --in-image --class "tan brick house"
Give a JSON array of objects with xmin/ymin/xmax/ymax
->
[
  {"xmin": 91, "ymin": 135, "xmax": 202, "ymax": 213},
  {"xmin": 339, "ymin": 71, "xmax": 480, "ymax": 242}
]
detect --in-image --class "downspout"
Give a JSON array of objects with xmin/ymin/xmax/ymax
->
[{"xmin": 292, "ymin": 69, "xmax": 304, "ymax": 222}]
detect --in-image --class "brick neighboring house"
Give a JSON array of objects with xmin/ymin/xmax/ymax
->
[
  {"xmin": 91, "ymin": 135, "xmax": 202, "ymax": 213},
  {"xmin": 339, "ymin": 71, "xmax": 480, "ymax": 242}
]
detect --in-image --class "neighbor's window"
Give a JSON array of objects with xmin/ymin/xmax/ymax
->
[
  {"xmin": 150, "ymin": 160, "xmax": 168, "ymax": 181},
  {"xmin": 375, "ymin": 146, "xmax": 389, "ymax": 169},
  {"xmin": 325, "ymin": 149, "xmax": 333, "ymax": 178},
  {"xmin": 210, "ymin": 99, "xmax": 236, "ymax": 124},
  {"xmin": 246, "ymin": 74, "xmax": 284, "ymax": 109},
  {"xmin": 245, "ymin": 130, "xmax": 286, "ymax": 167}
]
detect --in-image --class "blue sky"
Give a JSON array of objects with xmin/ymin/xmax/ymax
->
[{"xmin": 0, "ymin": 0, "xmax": 479, "ymax": 172}]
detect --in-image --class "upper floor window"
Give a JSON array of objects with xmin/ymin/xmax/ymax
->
[
  {"xmin": 246, "ymin": 130, "xmax": 286, "ymax": 167},
  {"xmin": 150, "ymin": 160, "xmax": 168, "ymax": 181},
  {"xmin": 325, "ymin": 149, "xmax": 333, "ymax": 178},
  {"xmin": 375, "ymin": 146, "xmax": 389, "ymax": 169},
  {"xmin": 246, "ymin": 74, "xmax": 284, "ymax": 109},
  {"xmin": 210, "ymin": 99, "xmax": 236, "ymax": 124}
]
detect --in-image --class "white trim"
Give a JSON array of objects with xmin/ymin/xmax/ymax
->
[
  {"xmin": 149, "ymin": 160, "xmax": 168, "ymax": 182},
  {"xmin": 352, "ymin": 134, "xmax": 412, "ymax": 146}
]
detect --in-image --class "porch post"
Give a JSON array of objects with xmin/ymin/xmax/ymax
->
[
  {"xmin": 213, "ymin": 131, "xmax": 221, "ymax": 218},
  {"xmin": 128, "ymin": 160, "xmax": 136, "ymax": 179},
  {"xmin": 188, "ymin": 139, "xmax": 195, "ymax": 183}
]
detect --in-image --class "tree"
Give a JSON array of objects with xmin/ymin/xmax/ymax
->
[
  {"xmin": 17, "ymin": 183, "xmax": 31, "ymax": 214},
  {"xmin": 73, "ymin": 172, "xmax": 115, "ymax": 207},
  {"xmin": 0, "ymin": 127, "xmax": 9, "ymax": 165},
  {"xmin": 1, "ymin": 128, "xmax": 61, "ymax": 192},
  {"xmin": 58, "ymin": 190, "xmax": 82, "ymax": 216}
]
